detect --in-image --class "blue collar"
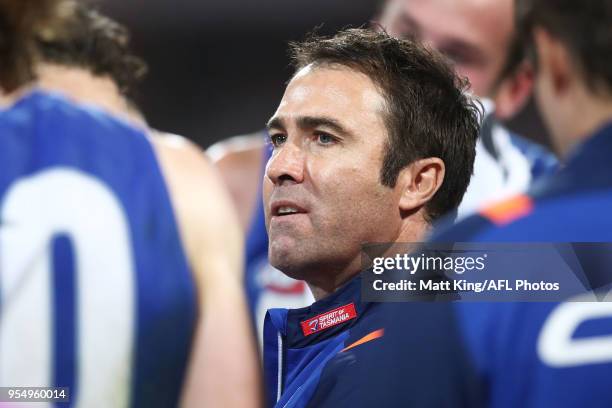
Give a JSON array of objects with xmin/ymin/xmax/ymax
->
[{"xmin": 268, "ymin": 275, "xmax": 368, "ymax": 349}]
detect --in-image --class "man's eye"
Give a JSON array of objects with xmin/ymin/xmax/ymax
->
[
  {"xmin": 270, "ymin": 134, "xmax": 287, "ymax": 147},
  {"xmin": 315, "ymin": 132, "xmax": 335, "ymax": 145},
  {"xmin": 440, "ymin": 49, "xmax": 479, "ymax": 67},
  {"xmin": 444, "ymin": 52, "xmax": 466, "ymax": 65}
]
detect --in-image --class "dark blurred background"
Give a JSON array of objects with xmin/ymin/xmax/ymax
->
[{"xmin": 100, "ymin": 0, "xmax": 550, "ymax": 150}]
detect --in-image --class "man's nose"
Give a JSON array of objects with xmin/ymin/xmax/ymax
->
[{"xmin": 265, "ymin": 141, "xmax": 305, "ymax": 186}]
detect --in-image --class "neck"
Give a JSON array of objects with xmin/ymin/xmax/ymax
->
[
  {"xmin": 306, "ymin": 257, "xmax": 364, "ymax": 301},
  {"xmin": 0, "ymin": 84, "xmax": 36, "ymax": 108},
  {"xmin": 307, "ymin": 214, "xmax": 431, "ymax": 301},
  {"xmin": 35, "ymin": 64, "xmax": 141, "ymax": 124},
  {"xmin": 575, "ymin": 101, "xmax": 612, "ymax": 140},
  {"xmin": 558, "ymin": 90, "xmax": 612, "ymax": 157}
]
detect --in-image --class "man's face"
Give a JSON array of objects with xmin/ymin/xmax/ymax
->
[
  {"xmin": 263, "ymin": 65, "xmax": 402, "ymax": 281},
  {"xmin": 380, "ymin": 0, "xmax": 514, "ymax": 98}
]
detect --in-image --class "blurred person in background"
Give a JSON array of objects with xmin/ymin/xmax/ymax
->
[
  {"xmin": 375, "ymin": 0, "xmax": 612, "ymax": 406},
  {"xmin": 380, "ymin": 0, "xmax": 529, "ymax": 120},
  {"xmin": 0, "ymin": 1, "xmax": 260, "ymax": 406},
  {"xmin": 262, "ymin": 28, "xmax": 480, "ymax": 407},
  {"xmin": 378, "ymin": 0, "xmax": 558, "ymax": 217},
  {"xmin": 207, "ymin": 0, "xmax": 558, "ymax": 343}
]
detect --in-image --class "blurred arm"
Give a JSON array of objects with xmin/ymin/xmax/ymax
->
[{"xmin": 152, "ymin": 133, "xmax": 262, "ymax": 408}]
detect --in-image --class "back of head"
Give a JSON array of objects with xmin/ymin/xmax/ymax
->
[
  {"xmin": 290, "ymin": 28, "xmax": 482, "ymax": 222},
  {"xmin": 517, "ymin": 0, "xmax": 612, "ymax": 97},
  {"xmin": 0, "ymin": 0, "xmax": 69, "ymax": 92},
  {"xmin": 36, "ymin": 2, "xmax": 147, "ymax": 99}
]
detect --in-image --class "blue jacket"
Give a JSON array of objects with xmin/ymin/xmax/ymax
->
[{"xmin": 263, "ymin": 276, "xmax": 388, "ymax": 407}]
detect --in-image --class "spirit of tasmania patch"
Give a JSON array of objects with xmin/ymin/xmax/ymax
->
[{"xmin": 300, "ymin": 303, "xmax": 357, "ymax": 337}]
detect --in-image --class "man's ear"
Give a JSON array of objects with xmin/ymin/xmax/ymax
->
[
  {"xmin": 493, "ymin": 60, "xmax": 534, "ymax": 119},
  {"xmin": 533, "ymin": 26, "xmax": 573, "ymax": 97},
  {"xmin": 397, "ymin": 158, "xmax": 445, "ymax": 212}
]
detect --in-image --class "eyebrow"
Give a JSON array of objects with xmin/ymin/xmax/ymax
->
[
  {"xmin": 266, "ymin": 116, "xmax": 285, "ymax": 132},
  {"xmin": 266, "ymin": 115, "xmax": 352, "ymax": 138}
]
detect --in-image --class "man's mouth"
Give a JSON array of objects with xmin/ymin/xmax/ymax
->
[
  {"xmin": 277, "ymin": 206, "xmax": 300, "ymax": 216},
  {"xmin": 271, "ymin": 201, "xmax": 308, "ymax": 217}
]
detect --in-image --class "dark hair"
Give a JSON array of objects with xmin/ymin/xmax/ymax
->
[
  {"xmin": 516, "ymin": 0, "xmax": 612, "ymax": 96},
  {"xmin": 290, "ymin": 28, "xmax": 481, "ymax": 222},
  {"xmin": 36, "ymin": 1, "xmax": 147, "ymax": 97},
  {"xmin": 0, "ymin": 0, "xmax": 66, "ymax": 92}
]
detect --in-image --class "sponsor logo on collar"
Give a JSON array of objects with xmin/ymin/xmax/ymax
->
[{"xmin": 300, "ymin": 303, "xmax": 357, "ymax": 337}]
